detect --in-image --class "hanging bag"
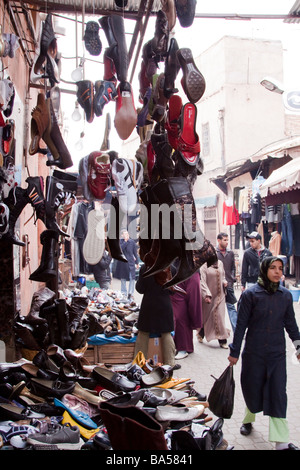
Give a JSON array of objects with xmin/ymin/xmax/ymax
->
[{"xmin": 208, "ymin": 365, "xmax": 235, "ymax": 419}]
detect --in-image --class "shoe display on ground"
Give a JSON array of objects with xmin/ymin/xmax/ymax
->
[{"xmin": 26, "ymin": 423, "xmax": 84, "ymax": 450}]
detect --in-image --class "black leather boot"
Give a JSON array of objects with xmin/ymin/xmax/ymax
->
[
  {"xmin": 29, "ymin": 229, "xmax": 59, "ymax": 282},
  {"xmin": 163, "ymin": 37, "xmax": 180, "ymax": 99},
  {"xmin": 2, "ymin": 186, "xmax": 28, "ymax": 246},
  {"xmin": 107, "ymin": 195, "xmax": 127, "ymax": 263},
  {"xmin": 142, "ymin": 179, "xmax": 183, "ymax": 278},
  {"xmin": 55, "ymin": 299, "xmax": 72, "ymax": 349},
  {"xmin": 99, "ymin": 15, "xmax": 128, "ymax": 82},
  {"xmin": 67, "ymin": 296, "xmax": 89, "ymax": 334},
  {"xmin": 26, "ymin": 286, "xmax": 56, "ymax": 325}
]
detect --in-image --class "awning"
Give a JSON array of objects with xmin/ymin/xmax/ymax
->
[
  {"xmin": 210, "ymin": 136, "xmax": 300, "ymax": 194},
  {"xmin": 260, "ymin": 157, "xmax": 300, "ymax": 204}
]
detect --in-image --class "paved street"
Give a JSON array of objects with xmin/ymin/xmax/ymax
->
[
  {"xmin": 176, "ymin": 293, "xmax": 300, "ymax": 451},
  {"xmin": 117, "ymin": 278, "xmax": 300, "ymax": 451}
]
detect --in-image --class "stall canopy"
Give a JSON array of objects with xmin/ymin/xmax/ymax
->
[{"xmin": 260, "ymin": 157, "xmax": 300, "ymax": 205}]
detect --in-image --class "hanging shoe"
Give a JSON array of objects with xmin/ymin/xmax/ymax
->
[
  {"xmin": 177, "ymin": 48, "xmax": 206, "ymax": 103},
  {"xmin": 83, "ymin": 21, "xmax": 102, "ymax": 56},
  {"xmin": 29, "ymin": 93, "xmax": 49, "ymax": 155},
  {"xmin": 44, "ymin": 172, "xmax": 77, "ymax": 231},
  {"xmin": 161, "ymin": 0, "xmax": 176, "ymax": 32},
  {"xmin": 99, "ymin": 15, "xmax": 129, "ymax": 83},
  {"xmin": 43, "ymin": 98, "xmax": 73, "ymax": 169},
  {"xmin": 151, "ymin": 73, "xmax": 168, "ymax": 123},
  {"xmin": 76, "ymin": 80, "xmax": 94, "ymax": 123},
  {"xmin": 82, "ymin": 208, "xmax": 106, "ymax": 265},
  {"xmin": 177, "ymin": 102, "xmax": 200, "ymax": 166},
  {"xmin": 114, "ymin": 81, "xmax": 137, "ymax": 141},
  {"xmin": 165, "ymin": 94, "xmax": 182, "ymax": 149},
  {"xmin": 87, "ymin": 151, "xmax": 111, "ymax": 200},
  {"xmin": 94, "ymin": 79, "xmax": 117, "ymax": 117},
  {"xmin": 1, "ymin": 185, "xmax": 28, "ymax": 246},
  {"xmin": 33, "ymin": 13, "xmax": 57, "ymax": 78},
  {"xmin": 111, "ymin": 157, "xmax": 143, "ymax": 215},
  {"xmin": 106, "ymin": 195, "xmax": 128, "ymax": 263},
  {"xmin": 150, "ymin": 10, "xmax": 169, "ymax": 62},
  {"xmin": 175, "ymin": 0, "xmax": 196, "ymax": 28},
  {"xmin": 163, "ymin": 37, "xmax": 180, "ymax": 99}
]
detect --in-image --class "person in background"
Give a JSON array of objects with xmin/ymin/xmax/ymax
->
[
  {"xmin": 114, "ymin": 230, "xmax": 139, "ymax": 300},
  {"xmin": 170, "ymin": 271, "xmax": 202, "ymax": 360},
  {"xmin": 216, "ymin": 232, "xmax": 238, "ymax": 332},
  {"xmin": 198, "ymin": 259, "xmax": 231, "ymax": 349},
  {"xmin": 134, "ymin": 262, "xmax": 176, "ymax": 366},
  {"xmin": 241, "ymin": 231, "xmax": 272, "ymax": 290},
  {"xmin": 91, "ymin": 249, "xmax": 112, "ymax": 289},
  {"xmin": 228, "ymin": 256, "xmax": 300, "ymax": 451}
]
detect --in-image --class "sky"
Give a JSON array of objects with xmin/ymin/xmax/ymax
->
[{"xmin": 54, "ymin": 0, "xmax": 300, "ymax": 170}]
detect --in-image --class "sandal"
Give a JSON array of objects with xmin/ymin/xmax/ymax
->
[
  {"xmin": 177, "ymin": 47, "xmax": 206, "ymax": 103},
  {"xmin": 165, "ymin": 94, "xmax": 182, "ymax": 150},
  {"xmin": 177, "ymin": 102, "xmax": 200, "ymax": 166}
]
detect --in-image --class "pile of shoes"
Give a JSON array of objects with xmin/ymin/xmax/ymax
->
[
  {"xmin": 0, "ymin": 347, "xmax": 233, "ymax": 450},
  {"xmin": 13, "ymin": 286, "xmax": 140, "ymax": 354}
]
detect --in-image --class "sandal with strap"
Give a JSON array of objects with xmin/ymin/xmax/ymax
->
[
  {"xmin": 177, "ymin": 102, "xmax": 200, "ymax": 166},
  {"xmin": 177, "ymin": 47, "xmax": 206, "ymax": 103}
]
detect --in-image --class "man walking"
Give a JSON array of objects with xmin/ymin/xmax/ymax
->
[
  {"xmin": 241, "ymin": 231, "xmax": 272, "ymax": 291},
  {"xmin": 216, "ymin": 232, "xmax": 238, "ymax": 332}
]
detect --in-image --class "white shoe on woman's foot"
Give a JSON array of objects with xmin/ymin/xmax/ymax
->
[{"xmin": 175, "ymin": 351, "xmax": 188, "ymax": 360}]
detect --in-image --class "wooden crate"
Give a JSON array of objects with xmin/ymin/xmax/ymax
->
[{"xmin": 85, "ymin": 343, "xmax": 135, "ymax": 364}]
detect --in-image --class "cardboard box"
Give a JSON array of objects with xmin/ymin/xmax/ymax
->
[
  {"xmin": 85, "ymin": 343, "xmax": 135, "ymax": 364},
  {"xmin": 147, "ymin": 336, "xmax": 163, "ymax": 365}
]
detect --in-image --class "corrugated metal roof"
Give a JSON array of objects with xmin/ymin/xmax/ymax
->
[
  {"xmin": 27, "ymin": 0, "xmax": 162, "ymax": 17},
  {"xmin": 285, "ymin": 0, "xmax": 300, "ymax": 23}
]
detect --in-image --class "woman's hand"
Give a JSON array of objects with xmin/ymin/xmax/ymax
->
[
  {"xmin": 205, "ymin": 296, "xmax": 212, "ymax": 303},
  {"xmin": 228, "ymin": 355, "xmax": 238, "ymax": 366}
]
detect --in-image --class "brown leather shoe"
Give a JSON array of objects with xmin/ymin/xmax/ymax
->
[{"xmin": 29, "ymin": 93, "xmax": 49, "ymax": 155}]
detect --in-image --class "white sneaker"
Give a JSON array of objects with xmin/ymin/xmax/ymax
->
[
  {"xmin": 124, "ymin": 311, "xmax": 139, "ymax": 322},
  {"xmin": 175, "ymin": 351, "xmax": 188, "ymax": 360}
]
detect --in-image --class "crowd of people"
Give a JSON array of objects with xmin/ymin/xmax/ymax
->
[{"xmin": 90, "ymin": 228, "xmax": 300, "ymax": 451}]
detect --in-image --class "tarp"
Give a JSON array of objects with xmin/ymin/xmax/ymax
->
[{"xmin": 88, "ymin": 334, "xmax": 136, "ymax": 345}]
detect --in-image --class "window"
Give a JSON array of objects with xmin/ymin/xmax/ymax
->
[{"xmin": 201, "ymin": 122, "xmax": 210, "ymax": 157}]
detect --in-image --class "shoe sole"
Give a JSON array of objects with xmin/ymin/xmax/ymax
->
[
  {"xmin": 177, "ymin": 48, "xmax": 206, "ymax": 103},
  {"xmin": 27, "ymin": 438, "xmax": 84, "ymax": 450}
]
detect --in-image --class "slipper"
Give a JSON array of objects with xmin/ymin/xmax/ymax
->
[
  {"xmin": 53, "ymin": 398, "xmax": 98, "ymax": 429},
  {"xmin": 165, "ymin": 94, "xmax": 182, "ymax": 149},
  {"xmin": 82, "ymin": 208, "xmax": 106, "ymax": 265},
  {"xmin": 155, "ymin": 377, "xmax": 191, "ymax": 389},
  {"xmin": 83, "ymin": 21, "xmax": 102, "ymax": 56},
  {"xmin": 177, "ymin": 47, "xmax": 206, "ymax": 103},
  {"xmin": 177, "ymin": 102, "xmax": 200, "ymax": 166}
]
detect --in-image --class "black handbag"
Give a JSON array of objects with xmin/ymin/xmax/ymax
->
[{"xmin": 208, "ymin": 365, "xmax": 235, "ymax": 419}]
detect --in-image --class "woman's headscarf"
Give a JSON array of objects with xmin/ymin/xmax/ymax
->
[{"xmin": 257, "ymin": 256, "xmax": 283, "ymax": 293}]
